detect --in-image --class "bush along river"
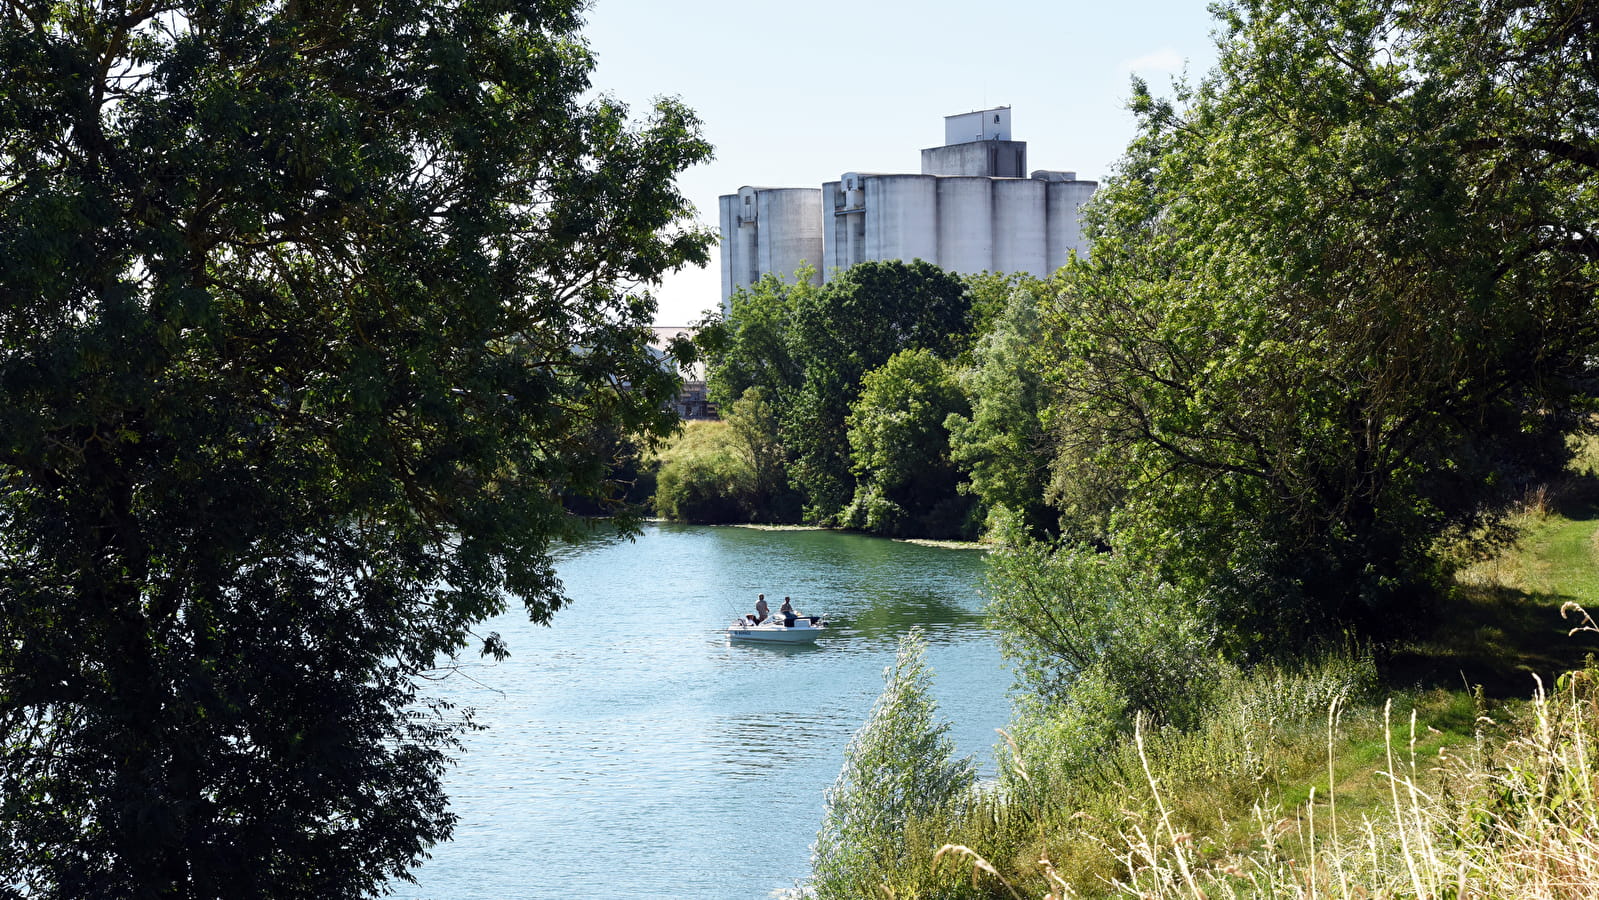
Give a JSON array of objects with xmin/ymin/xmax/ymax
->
[{"xmin": 405, "ymin": 523, "xmax": 1009, "ymax": 899}]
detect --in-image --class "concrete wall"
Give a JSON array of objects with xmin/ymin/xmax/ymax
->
[
  {"xmin": 718, "ymin": 186, "xmax": 823, "ymax": 309},
  {"xmin": 757, "ymin": 188, "xmax": 824, "ymax": 286},
  {"xmin": 718, "ymin": 193, "xmax": 739, "ymax": 307},
  {"xmin": 945, "ymin": 107, "xmax": 1011, "ymax": 144},
  {"xmin": 922, "ymin": 140, "xmax": 1027, "ymax": 177},
  {"xmin": 717, "ymin": 190, "xmax": 764, "ymax": 307},
  {"xmin": 824, "ymin": 177, "xmax": 868, "ymax": 277},
  {"xmin": 823, "ymin": 180, "xmax": 844, "ymax": 277},
  {"xmin": 937, "ymin": 176, "xmax": 993, "ymax": 275},
  {"xmin": 865, "ymin": 175, "xmax": 937, "ymax": 266},
  {"xmin": 814, "ymin": 171, "xmax": 1096, "ymax": 284},
  {"xmin": 993, "ymin": 178, "xmax": 1047, "ymax": 276},
  {"xmin": 1043, "ymin": 176, "xmax": 1097, "ymax": 272}
]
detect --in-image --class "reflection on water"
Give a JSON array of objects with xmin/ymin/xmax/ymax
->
[{"xmin": 406, "ymin": 524, "xmax": 1008, "ymax": 900}]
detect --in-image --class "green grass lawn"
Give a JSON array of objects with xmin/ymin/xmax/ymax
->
[
  {"xmin": 1384, "ymin": 495, "xmax": 1599, "ymax": 698},
  {"xmin": 1525, "ymin": 506, "xmax": 1599, "ymax": 602}
]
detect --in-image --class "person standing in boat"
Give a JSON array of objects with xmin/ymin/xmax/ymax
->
[
  {"xmin": 780, "ymin": 597, "xmax": 796, "ymax": 627},
  {"xmin": 746, "ymin": 594, "xmax": 770, "ymax": 625}
]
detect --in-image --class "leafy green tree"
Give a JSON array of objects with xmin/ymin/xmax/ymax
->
[
  {"xmin": 946, "ymin": 282, "xmax": 1056, "ymax": 538},
  {"xmin": 785, "ymin": 260, "xmax": 973, "ymax": 523},
  {"xmin": 652, "ymin": 389, "xmax": 800, "ymax": 525},
  {"xmin": 962, "ymin": 270, "xmax": 1031, "ymax": 346},
  {"xmin": 1044, "ymin": 0, "xmax": 1599, "ymax": 655},
  {"xmin": 810, "ymin": 629, "xmax": 975, "ymax": 899},
  {"xmin": 723, "ymin": 386, "xmax": 801, "ymax": 522},
  {"xmin": 982, "ymin": 515, "xmax": 1221, "ymax": 732},
  {"xmin": 703, "ymin": 269, "xmax": 810, "ymax": 407},
  {"xmin": 842, "ymin": 349, "xmax": 974, "ymax": 539},
  {"xmin": 0, "ymin": 1, "xmax": 711, "ymax": 896}
]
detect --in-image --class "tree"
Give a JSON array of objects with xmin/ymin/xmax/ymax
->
[
  {"xmin": 842, "ymin": 349, "xmax": 974, "ymax": 539},
  {"xmin": 699, "ymin": 260, "xmax": 977, "ymax": 526},
  {"xmin": 982, "ymin": 519, "xmax": 1221, "ymax": 732},
  {"xmin": 784, "ymin": 260, "xmax": 973, "ymax": 523},
  {"xmin": 0, "ymin": 1, "xmax": 712, "ymax": 896},
  {"xmin": 946, "ymin": 281, "xmax": 1056, "ymax": 538},
  {"xmin": 1043, "ymin": 0, "xmax": 1599, "ymax": 655},
  {"xmin": 962, "ymin": 270, "xmax": 1031, "ymax": 345},
  {"xmin": 810, "ymin": 629, "xmax": 975, "ymax": 899},
  {"xmin": 703, "ymin": 269, "xmax": 809, "ymax": 407},
  {"xmin": 723, "ymin": 386, "xmax": 801, "ymax": 522}
]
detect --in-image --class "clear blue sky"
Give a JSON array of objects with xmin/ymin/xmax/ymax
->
[{"xmin": 577, "ymin": 1, "xmax": 1224, "ymax": 325}]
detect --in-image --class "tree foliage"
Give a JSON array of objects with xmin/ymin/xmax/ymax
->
[
  {"xmin": 723, "ymin": 386, "xmax": 801, "ymax": 522},
  {"xmin": 785, "ymin": 260, "xmax": 973, "ymax": 523},
  {"xmin": 1044, "ymin": 0, "xmax": 1599, "ymax": 654},
  {"xmin": 946, "ymin": 281, "xmax": 1056, "ymax": 539},
  {"xmin": 703, "ymin": 270, "xmax": 808, "ymax": 408},
  {"xmin": 842, "ymin": 349, "xmax": 973, "ymax": 538},
  {"xmin": 982, "ymin": 517, "xmax": 1222, "ymax": 732},
  {"xmin": 651, "ymin": 389, "xmax": 800, "ymax": 525},
  {"xmin": 651, "ymin": 419, "xmax": 756, "ymax": 524},
  {"xmin": 0, "ymin": 0, "xmax": 711, "ymax": 895}
]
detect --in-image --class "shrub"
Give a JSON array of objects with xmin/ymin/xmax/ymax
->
[
  {"xmin": 810, "ymin": 629, "xmax": 977, "ymax": 899},
  {"xmin": 983, "ymin": 514, "xmax": 1224, "ymax": 732},
  {"xmin": 651, "ymin": 421, "xmax": 755, "ymax": 523}
]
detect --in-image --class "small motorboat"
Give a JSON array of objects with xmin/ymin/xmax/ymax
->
[{"xmin": 726, "ymin": 616, "xmax": 826, "ymax": 643}]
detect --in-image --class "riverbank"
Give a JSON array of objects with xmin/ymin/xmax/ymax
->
[
  {"xmin": 842, "ymin": 501, "xmax": 1599, "ymax": 898},
  {"xmin": 894, "ymin": 537, "xmax": 986, "ymax": 551},
  {"xmin": 722, "ymin": 521, "xmax": 987, "ymax": 551}
]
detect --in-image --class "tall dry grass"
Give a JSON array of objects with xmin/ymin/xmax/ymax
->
[{"xmin": 938, "ymin": 660, "xmax": 1599, "ymax": 899}]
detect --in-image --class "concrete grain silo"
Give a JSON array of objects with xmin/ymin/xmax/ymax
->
[
  {"xmin": 717, "ymin": 186, "xmax": 823, "ymax": 309},
  {"xmin": 718, "ymin": 107, "xmax": 1097, "ymax": 305},
  {"xmin": 823, "ymin": 173, "xmax": 869, "ymax": 275},
  {"xmin": 1039, "ymin": 171, "xmax": 1097, "ymax": 271},
  {"xmin": 992, "ymin": 177, "xmax": 1048, "ymax": 277},
  {"xmin": 936, "ymin": 176, "xmax": 995, "ymax": 276},
  {"xmin": 864, "ymin": 174, "xmax": 938, "ymax": 267}
]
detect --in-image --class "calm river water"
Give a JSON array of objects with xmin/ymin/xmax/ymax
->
[{"xmin": 404, "ymin": 523, "xmax": 1009, "ymax": 899}]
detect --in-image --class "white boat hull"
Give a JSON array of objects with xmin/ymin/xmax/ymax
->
[{"xmin": 726, "ymin": 620, "xmax": 825, "ymax": 643}]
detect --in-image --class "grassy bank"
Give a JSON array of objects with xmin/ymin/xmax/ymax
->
[{"xmin": 834, "ymin": 498, "xmax": 1599, "ymax": 898}]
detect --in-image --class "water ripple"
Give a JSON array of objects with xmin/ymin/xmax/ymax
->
[{"xmin": 405, "ymin": 525, "xmax": 1008, "ymax": 900}]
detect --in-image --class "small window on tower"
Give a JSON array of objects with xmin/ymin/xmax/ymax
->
[
  {"xmin": 994, "ymin": 114, "xmax": 1000, "ymax": 123},
  {"xmin": 744, "ymin": 196, "xmax": 751, "ymax": 205}
]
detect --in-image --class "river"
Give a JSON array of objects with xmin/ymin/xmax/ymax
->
[{"xmin": 405, "ymin": 523, "xmax": 1009, "ymax": 899}]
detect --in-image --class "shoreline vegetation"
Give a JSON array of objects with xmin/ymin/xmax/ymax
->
[
  {"xmin": 728, "ymin": 522, "xmax": 985, "ymax": 552},
  {"xmin": 786, "ymin": 488, "xmax": 1599, "ymax": 899},
  {"xmin": 892, "ymin": 538, "xmax": 986, "ymax": 551},
  {"xmin": 658, "ymin": 519, "xmax": 987, "ymax": 550}
]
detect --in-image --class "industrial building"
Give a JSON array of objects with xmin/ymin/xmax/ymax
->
[{"xmin": 718, "ymin": 107, "xmax": 1097, "ymax": 308}]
